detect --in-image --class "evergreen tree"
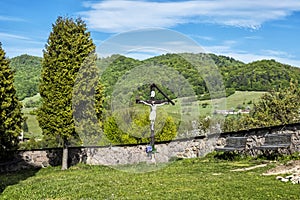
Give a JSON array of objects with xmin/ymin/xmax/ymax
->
[
  {"xmin": 0, "ymin": 43, "xmax": 23, "ymax": 161},
  {"xmin": 38, "ymin": 17, "xmax": 100, "ymax": 170},
  {"xmin": 73, "ymin": 55, "xmax": 106, "ymax": 146}
]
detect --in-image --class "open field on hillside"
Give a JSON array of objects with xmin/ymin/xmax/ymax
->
[
  {"xmin": 160, "ymin": 91, "xmax": 266, "ymax": 126},
  {"xmin": 21, "ymin": 107, "xmax": 42, "ymax": 139},
  {"xmin": 0, "ymin": 157, "xmax": 299, "ymax": 199},
  {"xmin": 21, "ymin": 93, "xmax": 41, "ymax": 106},
  {"xmin": 196, "ymin": 91, "xmax": 266, "ymax": 116}
]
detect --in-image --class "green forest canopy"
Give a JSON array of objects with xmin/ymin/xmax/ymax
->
[
  {"xmin": 10, "ymin": 53, "xmax": 300, "ymax": 101},
  {"xmin": 10, "ymin": 54, "xmax": 42, "ymax": 100}
]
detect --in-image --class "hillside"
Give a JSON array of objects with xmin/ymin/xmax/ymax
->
[
  {"xmin": 99, "ymin": 53, "xmax": 300, "ymax": 100},
  {"xmin": 223, "ymin": 59, "xmax": 300, "ymax": 91},
  {"xmin": 10, "ymin": 53, "xmax": 300, "ymax": 101},
  {"xmin": 9, "ymin": 54, "xmax": 42, "ymax": 100}
]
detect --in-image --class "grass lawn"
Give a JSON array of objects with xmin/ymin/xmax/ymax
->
[{"xmin": 1, "ymin": 157, "xmax": 299, "ymax": 200}]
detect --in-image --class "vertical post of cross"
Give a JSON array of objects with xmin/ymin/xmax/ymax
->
[
  {"xmin": 150, "ymin": 83, "xmax": 155, "ymax": 100},
  {"xmin": 136, "ymin": 83, "xmax": 175, "ymax": 156},
  {"xmin": 150, "ymin": 84, "xmax": 156, "ymax": 146}
]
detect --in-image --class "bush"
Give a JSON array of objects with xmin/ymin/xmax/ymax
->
[{"xmin": 103, "ymin": 112, "xmax": 177, "ymax": 145}]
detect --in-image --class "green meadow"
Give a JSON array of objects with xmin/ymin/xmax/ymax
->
[{"xmin": 0, "ymin": 157, "xmax": 298, "ymax": 200}]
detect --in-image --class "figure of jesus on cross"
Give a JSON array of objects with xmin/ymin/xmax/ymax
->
[
  {"xmin": 138, "ymin": 100, "xmax": 169, "ymax": 131},
  {"xmin": 136, "ymin": 83, "xmax": 175, "ymax": 155}
]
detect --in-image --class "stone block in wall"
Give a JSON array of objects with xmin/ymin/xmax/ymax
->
[{"xmin": 291, "ymin": 133, "xmax": 300, "ymax": 152}]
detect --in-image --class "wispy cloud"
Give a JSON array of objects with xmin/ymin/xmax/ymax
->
[
  {"xmin": 261, "ymin": 49, "xmax": 293, "ymax": 58},
  {"xmin": 4, "ymin": 46, "xmax": 43, "ymax": 58},
  {"xmin": 189, "ymin": 34, "xmax": 215, "ymax": 41},
  {"xmin": 244, "ymin": 36, "xmax": 263, "ymax": 40},
  {"xmin": 0, "ymin": 32, "xmax": 30, "ymax": 40},
  {"xmin": 96, "ymin": 28, "xmax": 204, "ymax": 58},
  {"xmin": 225, "ymin": 52, "xmax": 300, "ymax": 67},
  {"xmin": 0, "ymin": 32, "xmax": 44, "ymax": 57},
  {"xmin": 204, "ymin": 43, "xmax": 300, "ymax": 67},
  {"xmin": 80, "ymin": 0, "xmax": 300, "ymax": 32},
  {"xmin": 0, "ymin": 15, "xmax": 25, "ymax": 22}
]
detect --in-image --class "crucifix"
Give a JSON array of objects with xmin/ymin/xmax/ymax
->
[{"xmin": 136, "ymin": 83, "xmax": 175, "ymax": 155}]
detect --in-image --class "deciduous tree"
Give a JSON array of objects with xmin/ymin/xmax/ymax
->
[{"xmin": 243, "ymin": 80, "xmax": 300, "ymax": 128}]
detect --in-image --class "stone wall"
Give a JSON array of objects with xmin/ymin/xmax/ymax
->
[
  {"xmin": 83, "ymin": 135, "xmax": 214, "ymax": 166},
  {"xmin": 216, "ymin": 124, "xmax": 300, "ymax": 156},
  {"xmin": 1, "ymin": 123, "xmax": 300, "ymax": 172}
]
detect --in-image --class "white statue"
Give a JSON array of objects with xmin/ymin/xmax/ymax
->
[{"xmin": 139, "ymin": 100, "xmax": 169, "ymax": 130}]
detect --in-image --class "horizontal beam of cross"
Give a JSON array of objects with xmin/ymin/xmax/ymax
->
[{"xmin": 150, "ymin": 83, "xmax": 175, "ymax": 105}]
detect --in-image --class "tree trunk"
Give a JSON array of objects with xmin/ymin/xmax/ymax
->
[{"xmin": 61, "ymin": 139, "xmax": 68, "ymax": 170}]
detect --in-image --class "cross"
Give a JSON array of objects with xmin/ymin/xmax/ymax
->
[{"xmin": 136, "ymin": 83, "xmax": 175, "ymax": 154}]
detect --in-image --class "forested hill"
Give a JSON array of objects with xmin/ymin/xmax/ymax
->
[
  {"xmin": 10, "ymin": 53, "xmax": 300, "ymax": 100},
  {"xmin": 9, "ymin": 54, "xmax": 42, "ymax": 100},
  {"xmin": 222, "ymin": 59, "xmax": 300, "ymax": 91},
  {"xmin": 100, "ymin": 53, "xmax": 300, "ymax": 99}
]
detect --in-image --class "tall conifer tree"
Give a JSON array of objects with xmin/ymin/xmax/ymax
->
[
  {"xmin": 0, "ymin": 43, "xmax": 23, "ymax": 161},
  {"xmin": 38, "ymin": 17, "xmax": 99, "ymax": 170}
]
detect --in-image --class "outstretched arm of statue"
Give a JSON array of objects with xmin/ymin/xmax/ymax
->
[
  {"xmin": 156, "ymin": 101, "xmax": 169, "ymax": 107},
  {"xmin": 138, "ymin": 100, "xmax": 152, "ymax": 106}
]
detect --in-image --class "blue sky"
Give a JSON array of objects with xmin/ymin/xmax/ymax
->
[{"xmin": 1, "ymin": 0, "xmax": 300, "ymax": 66}]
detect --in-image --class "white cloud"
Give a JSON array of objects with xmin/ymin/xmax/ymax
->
[{"xmin": 80, "ymin": 0, "xmax": 300, "ymax": 32}]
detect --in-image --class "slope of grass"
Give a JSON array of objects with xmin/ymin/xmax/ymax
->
[
  {"xmin": 1, "ymin": 158, "xmax": 299, "ymax": 199},
  {"xmin": 23, "ymin": 114, "xmax": 42, "ymax": 139},
  {"xmin": 162, "ymin": 91, "xmax": 266, "ymax": 118},
  {"xmin": 222, "ymin": 91, "xmax": 266, "ymax": 109},
  {"xmin": 21, "ymin": 94, "xmax": 43, "ymax": 139},
  {"xmin": 21, "ymin": 93, "xmax": 41, "ymax": 106},
  {"xmin": 197, "ymin": 91, "xmax": 266, "ymax": 116}
]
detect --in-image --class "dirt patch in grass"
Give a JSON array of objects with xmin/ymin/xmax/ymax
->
[
  {"xmin": 231, "ymin": 164, "xmax": 268, "ymax": 172},
  {"xmin": 262, "ymin": 160, "xmax": 300, "ymax": 176}
]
